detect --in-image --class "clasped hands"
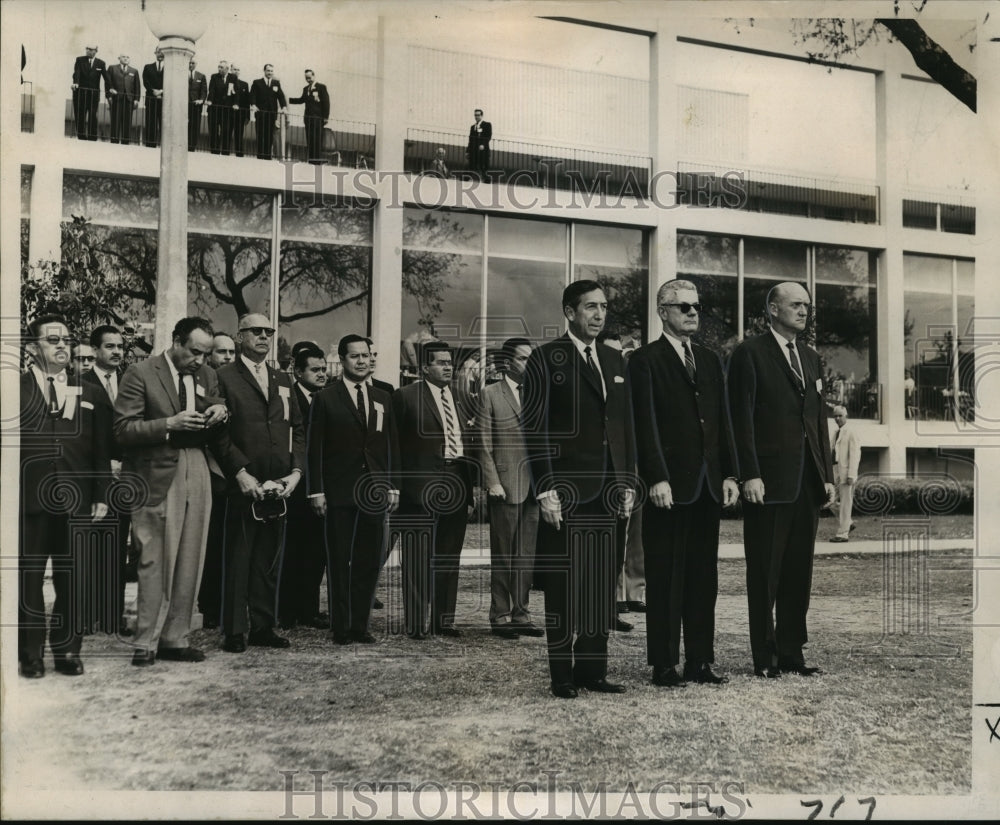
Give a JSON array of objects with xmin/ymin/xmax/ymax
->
[{"xmin": 236, "ymin": 468, "xmax": 300, "ymax": 501}]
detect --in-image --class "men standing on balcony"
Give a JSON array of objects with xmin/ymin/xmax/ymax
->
[
  {"xmin": 628, "ymin": 280, "xmax": 739, "ymax": 688},
  {"xmin": 728, "ymin": 282, "xmax": 836, "ymax": 679},
  {"xmin": 829, "ymin": 405, "xmax": 861, "ymax": 543},
  {"xmin": 466, "ymin": 108, "xmax": 492, "ymax": 180},
  {"xmin": 105, "ymin": 54, "xmax": 139, "ymax": 145},
  {"xmin": 188, "ymin": 59, "xmax": 207, "ymax": 152},
  {"xmin": 71, "ymin": 44, "xmax": 105, "ymax": 141},
  {"xmin": 250, "ymin": 64, "xmax": 287, "ymax": 160},
  {"xmin": 142, "ymin": 47, "xmax": 164, "ymax": 148},
  {"xmin": 289, "ymin": 69, "xmax": 330, "ymax": 165},
  {"xmin": 207, "ymin": 60, "xmax": 234, "ymax": 155},
  {"xmin": 228, "ymin": 65, "xmax": 250, "ymax": 158}
]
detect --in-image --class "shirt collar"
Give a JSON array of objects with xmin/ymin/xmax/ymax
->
[
  {"xmin": 770, "ymin": 326, "xmax": 796, "ymax": 350},
  {"xmin": 566, "ymin": 329, "xmax": 597, "ymax": 359},
  {"xmin": 504, "ymin": 375, "xmax": 521, "ymax": 396},
  {"xmin": 241, "ymin": 353, "xmax": 266, "ymax": 374},
  {"xmin": 163, "ymin": 350, "xmax": 180, "ymax": 386}
]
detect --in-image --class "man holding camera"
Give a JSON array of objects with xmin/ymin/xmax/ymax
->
[{"xmin": 215, "ymin": 313, "xmax": 305, "ymax": 653}]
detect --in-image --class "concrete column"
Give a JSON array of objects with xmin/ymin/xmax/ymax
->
[
  {"xmin": 153, "ymin": 36, "xmax": 197, "ymax": 352},
  {"xmin": 27, "ymin": 160, "xmax": 64, "ymax": 264}
]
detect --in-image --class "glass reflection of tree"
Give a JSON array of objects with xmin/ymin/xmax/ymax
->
[{"xmin": 402, "ymin": 212, "xmax": 474, "ymax": 336}]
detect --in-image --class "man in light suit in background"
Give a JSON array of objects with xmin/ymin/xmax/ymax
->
[
  {"xmin": 829, "ymin": 405, "xmax": 861, "ymax": 542},
  {"xmin": 479, "ymin": 337, "xmax": 543, "ymax": 639}
]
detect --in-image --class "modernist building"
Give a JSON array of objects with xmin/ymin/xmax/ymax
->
[{"xmin": 6, "ymin": 3, "xmax": 990, "ymax": 481}]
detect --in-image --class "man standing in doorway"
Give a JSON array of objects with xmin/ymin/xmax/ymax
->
[{"xmin": 829, "ymin": 405, "xmax": 861, "ymax": 543}]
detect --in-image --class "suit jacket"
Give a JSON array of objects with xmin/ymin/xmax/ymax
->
[
  {"xmin": 105, "ymin": 63, "xmax": 140, "ymax": 100},
  {"xmin": 478, "ymin": 379, "xmax": 531, "ymax": 504},
  {"xmin": 628, "ymin": 336, "xmax": 735, "ymax": 505},
  {"xmin": 215, "ymin": 359, "xmax": 305, "ymax": 491},
  {"xmin": 250, "ymin": 77, "xmax": 287, "ymax": 112},
  {"xmin": 208, "ymin": 71, "xmax": 234, "ymax": 107},
  {"xmin": 391, "ymin": 381, "xmax": 476, "ymax": 509},
  {"xmin": 142, "ymin": 61, "xmax": 164, "ymax": 100},
  {"xmin": 20, "ymin": 371, "xmax": 110, "ymax": 516},
  {"xmin": 307, "ymin": 380, "xmax": 399, "ymax": 508},
  {"xmin": 289, "ymin": 82, "xmax": 330, "ymax": 120},
  {"xmin": 370, "ymin": 377, "xmax": 394, "ymax": 395},
  {"xmin": 113, "ymin": 354, "xmax": 226, "ymax": 507},
  {"xmin": 832, "ymin": 421, "xmax": 862, "ymax": 485},
  {"xmin": 82, "ymin": 368, "xmax": 124, "ymax": 461},
  {"xmin": 468, "ymin": 120, "xmax": 492, "ymax": 153},
  {"xmin": 188, "ymin": 70, "xmax": 207, "ymax": 103},
  {"xmin": 522, "ymin": 334, "xmax": 636, "ymax": 505},
  {"xmin": 231, "ymin": 79, "xmax": 251, "ymax": 118},
  {"xmin": 727, "ymin": 332, "xmax": 833, "ymax": 503},
  {"xmin": 72, "ymin": 55, "xmax": 106, "ymax": 91}
]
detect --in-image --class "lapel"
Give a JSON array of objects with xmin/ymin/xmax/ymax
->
[
  {"xmin": 420, "ymin": 381, "xmax": 444, "ymax": 431},
  {"xmin": 595, "ymin": 341, "xmax": 618, "ymax": 399},
  {"xmin": 153, "ymin": 353, "xmax": 182, "ymax": 413},
  {"xmin": 563, "ymin": 334, "xmax": 602, "ymax": 400},
  {"xmin": 336, "ymin": 379, "xmax": 368, "ymax": 431},
  {"xmin": 764, "ymin": 333, "xmax": 805, "ymax": 395},
  {"xmin": 498, "ymin": 378, "xmax": 520, "ymax": 417},
  {"xmin": 236, "ymin": 357, "xmax": 268, "ymax": 402}
]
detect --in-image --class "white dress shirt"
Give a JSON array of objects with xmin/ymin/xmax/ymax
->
[
  {"xmin": 566, "ymin": 329, "xmax": 606, "ymax": 399},
  {"xmin": 241, "ymin": 353, "xmax": 268, "ymax": 395},
  {"xmin": 30, "ymin": 365, "xmax": 68, "ymax": 410},
  {"xmin": 428, "ymin": 382, "xmax": 464, "ymax": 458}
]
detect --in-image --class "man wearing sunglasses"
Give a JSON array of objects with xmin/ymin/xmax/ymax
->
[
  {"xmin": 628, "ymin": 281, "xmax": 739, "ymax": 688},
  {"xmin": 214, "ymin": 313, "xmax": 305, "ymax": 654}
]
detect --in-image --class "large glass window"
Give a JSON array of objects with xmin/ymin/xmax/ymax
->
[
  {"xmin": 677, "ymin": 233, "xmax": 739, "ymax": 354},
  {"xmin": 574, "ymin": 224, "xmax": 648, "ymax": 348}
]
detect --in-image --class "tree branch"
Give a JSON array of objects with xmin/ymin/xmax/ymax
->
[{"xmin": 278, "ymin": 290, "xmax": 368, "ymax": 322}]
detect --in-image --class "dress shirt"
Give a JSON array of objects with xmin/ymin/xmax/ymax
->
[
  {"xmin": 99, "ymin": 369, "xmax": 119, "ymax": 401},
  {"xmin": 348, "ymin": 378, "xmax": 370, "ymax": 421},
  {"xmin": 661, "ymin": 331, "xmax": 693, "ymax": 370},
  {"xmin": 295, "ymin": 382, "xmax": 314, "ymax": 407},
  {"xmin": 505, "ymin": 375, "xmax": 522, "ymax": 410},
  {"xmin": 163, "ymin": 352, "xmax": 195, "ymax": 413},
  {"xmin": 566, "ymin": 329, "xmax": 606, "ymax": 399},
  {"xmin": 241, "ymin": 353, "xmax": 268, "ymax": 395},
  {"xmin": 428, "ymin": 382, "xmax": 464, "ymax": 458},
  {"xmin": 30, "ymin": 365, "xmax": 68, "ymax": 410},
  {"xmin": 770, "ymin": 326, "xmax": 802, "ymax": 378}
]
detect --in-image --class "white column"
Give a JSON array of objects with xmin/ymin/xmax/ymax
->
[{"xmin": 27, "ymin": 161, "xmax": 64, "ymax": 264}]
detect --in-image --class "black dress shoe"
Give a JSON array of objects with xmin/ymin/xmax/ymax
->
[
  {"xmin": 201, "ymin": 616, "xmax": 220, "ymax": 630},
  {"xmin": 511, "ymin": 622, "xmax": 545, "ymax": 637},
  {"xmin": 779, "ymin": 662, "xmax": 823, "ymax": 676},
  {"xmin": 349, "ymin": 630, "xmax": 376, "ymax": 644},
  {"xmin": 20, "ymin": 658, "xmax": 46, "ymax": 678},
  {"xmin": 652, "ymin": 666, "xmax": 686, "ymax": 687},
  {"xmin": 753, "ymin": 666, "xmax": 782, "ymax": 679},
  {"xmin": 372, "ymin": 597, "xmax": 384, "ymax": 609},
  {"xmin": 491, "ymin": 625, "xmax": 519, "ymax": 639},
  {"xmin": 332, "ymin": 632, "xmax": 353, "ymax": 645},
  {"xmin": 277, "ymin": 618, "xmax": 298, "ymax": 630},
  {"xmin": 616, "ymin": 601, "xmax": 629, "ymax": 614},
  {"xmin": 437, "ymin": 626, "xmax": 462, "ymax": 638},
  {"xmin": 222, "ymin": 634, "xmax": 247, "ymax": 653},
  {"xmin": 132, "ymin": 650, "xmax": 156, "ymax": 667},
  {"xmin": 684, "ymin": 663, "xmax": 728, "ymax": 684},
  {"xmin": 626, "ymin": 600, "xmax": 647, "ymax": 613},
  {"xmin": 576, "ymin": 677, "xmax": 626, "ymax": 694},
  {"xmin": 614, "ymin": 617, "xmax": 633, "ymax": 632},
  {"xmin": 156, "ymin": 646, "xmax": 206, "ymax": 662},
  {"xmin": 551, "ymin": 681, "xmax": 579, "ymax": 699},
  {"xmin": 54, "ymin": 655, "xmax": 85, "ymax": 675},
  {"xmin": 248, "ymin": 629, "xmax": 291, "ymax": 648}
]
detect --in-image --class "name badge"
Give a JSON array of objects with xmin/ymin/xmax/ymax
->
[
  {"xmin": 278, "ymin": 385, "xmax": 290, "ymax": 420},
  {"xmin": 62, "ymin": 386, "xmax": 81, "ymax": 421},
  {"xmin": 195, "ymin": 384, "xmax": 206, "ymax": 397},
  {"xmin": 815, "ymin": 378, "xmax": 823, "ymax": 393},
  {"xmin": 81, "ymin": 400, "xmax": 94, "ymax": 411},
  {"xmin": 373, "ymin": 401, "xmax": 385, "ymax": 433}
]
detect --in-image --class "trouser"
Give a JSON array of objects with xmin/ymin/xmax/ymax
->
[
  {"xmin": 221, "ymin": 495, "xmax": 284, "ymax": 636},
  {"xmin": 144, "ymin": 97, "xmax": 162, "ymax": 146},
  {"xmin": 325, "ymin": 507, "xmax": 386, "ymax": 636},
  {"xmin": 109, "ymin": 96, "xmax": 135, "ymax": 144},
  {"xmin": 617, "ymin": 505, "xmax": 646, "ymax": 603},
  {"xmin": 834, "ymin": 481, "xmax": 855, "ymax": 538},
  {"xmin": 487, "ymin": 497, "xmax": 538, "ymax": 625},
  {"xmin": 73, "ymin": 88, "xmax": 100, "ymax": 140},
  {"xmin": 188, "ymin": 102, "xmax": 203, "ymax": 150}
]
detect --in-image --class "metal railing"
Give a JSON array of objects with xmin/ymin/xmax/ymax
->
[
  {"xmin": 906, "ymin": 384, "xmax": 975, "ymax": 423},
  {"xmin": 902, "ymin": 189, "xmax": 976, "ymax": 235},
  {"xmin": 21, "ymin": 82, "xmax": 34, "ymax": 133},
  {"xmin": 825, "ymin": 381, "xmax": 882, "ymax": 422}
]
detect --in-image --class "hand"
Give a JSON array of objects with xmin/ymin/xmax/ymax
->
[
  {"xmin": 132, "ymin": 101, "xmax": 138, "ymax": 108},
  {"xmin": 72, "ymin": 83, "xmax": 79, "ymax": 90},
  {"xmin": 109, "ymin": 88, "xmax": 117, "ymax": 95},
  {"xmin": 277, "ymin": 472, "xmax": 300, "ymax": 498},
  {"xmin": 722, "ymin": 478, "xmax": 740, "ymax": 507},
  {"xmin": 110, "ymin": 460, "xmax": 122, "ymax": 480},
  {"xmin": 236, "ymin": 468, "xmax": 263, "ymax": 500},
  {"xmin": 742, "ymin": 478, "xmax": 765, "ymax": 505},
  {"xmin": 167, "ymin": 410, "xmax": 208, "ymax": 432},
  {"xmin": 310, "ymin": 493, "xmax": 327, "ymax": 517},
  {"xmin": 649, "ymin": 480, "xmax": 673, "ymax": 509},
  {"xmin": 487, "ymin": 484, "xmax": 506, "ymax": 500},
  {"xmin": 91, "ymin": 502, "xmax": 108, "ymax": 521},
  {"xmin": 155, "ymin": 90, "xmax": 163, "ymax": 98},
  {"xmin": 824, "ymin": 483, "xmax": 837, "ymax": 509},
  {"xmin": 387, "ymin": 490, "xmax": 400, "ymax": 515},
  {"xmin": 539, "ymin": 494, "xmax": 562, "ymax": 530},
  {"xmin": 202, "ymin": 404, "xmax": 228, "ymax": 427},
  {"xmin": 619, "ymin": 488, "xmax": 635, "ymax": 520}
]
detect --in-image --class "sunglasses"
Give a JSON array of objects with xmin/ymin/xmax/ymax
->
[
  {"xmin": 659, "ymin": 302, "xmax": 702, "ymax": 314},
  {"xmin": 41, "ymin": 335, "xmax": 75, "ymax": 346},
  {"xmin": 241, "ymin": 326, "xmax": 275, "ymax": 337}
]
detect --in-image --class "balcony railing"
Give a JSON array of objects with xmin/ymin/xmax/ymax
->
[
  {"xmin": 405, "ymin": 128, "xmax": 652, "ymax": 198},
  {"xmin": 21, "ymin": 82, "xmax": 34, "ymax": 132},
  {"xmin": 902, "ymin": 190, "xmax": 975, "ymax": 235},
  {"xmin": 825, "ymin": 380, "xmax": 882, "ymax": 422},
  {"xmin": 677, "ymin": 161, "xmax": 880, "ymax": 224}
]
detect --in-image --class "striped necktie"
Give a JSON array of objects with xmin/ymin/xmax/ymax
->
[
  {"xmin": 441, "ymin": 387, "xmax": 459, "ymax": 458},
  {"xmin": 682, "ymin": 340, "xmax": 696, "ymax": 381},
  {"xmin": 787, "ymin": 342, "xmax": 804, "ymax": 389}
]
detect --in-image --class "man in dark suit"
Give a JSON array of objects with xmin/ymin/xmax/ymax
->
[
  {"xmin": 207, "ymin": 59, "xmax": 234, "ymax": 154},
  {"xmin": 142, "ymin": 47, "xmax": 164, "ymax": 147},
  {"xmin": 466, "ymin": 107, "xmax": 492, "ymax": 179},
  {"xmin": 727, "ymin": 282, "xmax": 836, "ymax": 678},
  {"xmin": 71, "ymin": 44, "xmax": 105, "ymax": 141},
  {"xmin": 522, "ymin": 280, "xmax": 636, "ymax": 699},
  {"xmin": 479, "ymin": 337, "xmax": 543, "ymax": 639},
  {"xmin": 114, "ymin": 317, "xmax": 229, "ymax": 666},
  {"xmin": 289, "ymin": 69, "xmax": 330, "ymax": 164},
  {"xmin": 228, "ymin": 64, "xmax": 251, "ymax": 157},
  {"xmin": 277, "ymin": 344, "xmax": 330, "ymax": 630},
  {"xmin": 391, "ymin": 342, "xmax": 477, "ymax": 639},
  {"xmin": 188, "ymin": 58, "xmax": 207, "ymax": 151},
  {"xmin": 105, "ymin": 54, "xmax": 140, "ymax": 145},
  {"xmin": 628, "ymin": 280, "xmax": 739, "ymax": 688},
  {"xmin": 250, "ymin": 63, "xmax": 287, "ymax": 160},
  {"xmin": 19, "ymin": 315, "xmax": 110, "ymax": 678},
  {"xmin": 215, "ymin": 313, "xmax": 305, "ymax": 653},
  {"xmin": 308, "ymin": 335, "xmax": 400, "ymax": 644}
]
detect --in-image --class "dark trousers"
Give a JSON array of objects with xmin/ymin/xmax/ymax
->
[
  {"xmin": 109, "ymin": 96, "xmax": 135, "ymax": 144},
  {"xmin": 221, "ymin": 496, "xmax": 284, "ymax": 636},
  {"xmin": 208, "ymin": 105, "xmax": 231, "ymax": 154},
  {"xmin": 256, "ymin": 111, "xmax": 277, "ymax": 159},
  {"xmin": 197, "ymin": 483, "xmax": 227, "ymax": 626},
  {"xmin": 231, "ymin": 114, "xmax": 248, "ymax": 157},
  {"xmin": 144, "ymin": 97, "xmax": 162, "ymax": 146},
  {"xmin": 742, "ymin": 468, "xmax": 823, "ymax": 669},
  {"xmin": 187, "ymin": 102, "xmax": 203, "ymax": 150},
  {"xmin": 304, "ymin": 113, "xmax": 324, "ymax": 163},
  {"xmin": 643, "ymin": 489, "xmax": 720, "ymax": 669},
  {"xmin": 277, "ymin": 496, "xmax": 326, "ymax": 624},
  {"xmin": 87, "ymin": 512, "xmax": 129, "ymax": 634},
  {"xmin": 19, "ymin": 513, "xmax": 84, "ymax": 662},
  {"xmin": 470, "ymin": 147, "xmax": 490, "ymax": 178},
  {"xmin": 73, "ymin": 88, "xmax": 101, "ymax": 140},
  {"xmin": 326, "ymin": 508, "xmax": 385, "ymax": 636},
  {"xmin": 537, "ymin": 502, "xmax": 625, "ymax": 685}
]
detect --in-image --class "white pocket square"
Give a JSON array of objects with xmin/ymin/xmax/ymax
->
[{"xmin": 613, "ymin": 375, "xmax": 625, "ymax": 384}]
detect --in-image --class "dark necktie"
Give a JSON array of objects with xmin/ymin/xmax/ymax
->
[
  {"xmin": 47, "ymin": 376, "xmax": 59, "ymax": 415},
  {"xmin": 682, "ymin": 340, "xmax": 696, "ymax": 382},
  {"xmin": 178, "ymin": 375, "xmax": 188, "ymax": 410},
  {"xmin": 355, "ymin": 383, "xmax": 367, "ymax": 428},
  {"xmin": 584, "ymin": 345, "xmax": 601, "ymax": 386},
  {"xmin": 517, "ymin": 382, "xmax": 523, "ymax": 409},
  {"xmin": 787, "ymin": 341, "xmax": 804, "ymax": 389}
]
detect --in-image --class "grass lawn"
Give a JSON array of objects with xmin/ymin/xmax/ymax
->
[{"xmin": 6, "ymin": 548, "xmax": 972, "ymax": 800}]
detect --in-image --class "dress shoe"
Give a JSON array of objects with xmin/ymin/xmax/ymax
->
[
  {"xmin": 575, "ymin": 677, "xmax": 626, "ymax": 694},
  {"xmin": 437, "ymin": 626, "xmax": 462, "ymax": 638},
  {"xmin": 222, "ymin": 634, "xmax": 247, "ymax": 653},
  {"xmin": 753, "ymin": 666, "xmax": 782, "ymax": 679},
  {"xmin": 683, "ymin": 663, "xmax": 728, "ymax": 684},
  {"xmin": 511, "ymin": 622, "xmax": 545, "ymax": 638},
  {"xmin": 491, "ymin": 625, "xmax": 519, "ymax": 639},
  {"xmin": 616, "ymin": 601, "xmax": 629, "ymax": 614},
  {"xmin": 614, "ymin": 617, "xmax": 633, "ymax": 632},
  {"xmin": 779, "ymin": 662, "xmax": 823, "ymax": 676},
  {"xmin": 54, "ymin": 655, "xmax": 85, "ymax": 675},
  {"xmin": 248, "ymin": 629, "xmax": 291, "ymax": 648},
  {"xmin": 372, "ymin": 597, "xmax": 384, "ymax": 609},
  {"xmin": 652, "ymin": 666, "xmax": 686, "ymax": 687},
  {"xmin": 332, "ymin": 632, "xmax": 353, "ymax": 645},
  {"xmin": 132, "ymin": 650, "xmax": 156, "ymax": 667},
  {"xmin": 626, "ymin": 600, "xmax": 647, "ymax": 613},
  {"xmin": 277, "ymin": 618, "xmax": 298, "ymax": 630},
  {"xmin": 830, "ymin": 536, "xmax": 849, "ymax": 543},
  {"xmin": 20, "ymin": 658, "xmax": 46, "ymax": 678},
  {"xmin": 551, "ymin": 681, "xmax": 579, "ymax": 699},
  {"xmin": 850, "ymin": 522, "xmax": 856, "ymax": 532},
  {"xmin": 202, "ymin": 616, "xmax": 219, "ymax": 630},
  {"xmin": 156, "ymin": 645, "xmax": 206, "ymax": 662},
  {"xmin": 349, "ymin": 630, "xmax": 376, "ymax": 644}
]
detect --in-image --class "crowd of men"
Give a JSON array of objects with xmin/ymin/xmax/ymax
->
[{"xmin": 20, "ymin": 277, "xmax": 848, "ymax": 700}]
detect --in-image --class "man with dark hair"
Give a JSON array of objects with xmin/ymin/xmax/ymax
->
[
  {"xmin": 728, "ymin": 282, "xmax": 836, "ymax": 678},
  {"xmin": 466, "ymin": 107, "xmax": 492, "ymax": 179},
  {"xmin": 215, "ymin": 313, "xmax": 305, "ymax": 653},
  {"xmin": 187, "ymin": 58, "xmax": 207, "ymax": 151},
  {"xmin": 250, "ymin": 63, "xmax": 287, "ymax": 160},
  {"xmin": 114, "ymin": 316, "xmax": 229, "ymax": 666},
  {"xmin": 142, "ymin": 47, "xmax": 164, "ymax": 147},
  {"xmin": 19, "ymin": 315, "xmax": 110, "ymax": 678},
  {"xmin": 308, "ymin": 335, "xmax": 399, "ymax": 643},
  {"xmin": 207, "ymin": 59, "xmax": 234, "ymax": 154},
  {"xmin": 522, "ymin": 280, "xmax": 636, "ymax": 698},
  {"xmin": 71, "ymin": 343, "xmax": 96, "ymax": 376},
  {"xmin": 479, "ymin": 336, "xmax": 542, "ymax": 639},
  {"xmin": 277, "ymin": 343, "xmax": 330, "ymax": 629},
  {"xmin": 71, "ymin": 44, "xmax": 105, "ymax": 141},
  {"xmin": 392, "ymin": 340, "xmax": 477, "ymax": 638},
  {"xmin": 289, "ymin": 68, "xmax": 330, "ymax": 164}
]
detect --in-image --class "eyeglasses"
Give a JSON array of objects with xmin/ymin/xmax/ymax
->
[
  {"xmin": 659, "ymin": 302, "xmax": 702, "ymax": 314},
  {"xmin": 75, "ymin": 355, "xmax": 96, "ymax": 362},
  {"xmin": 241, "ymin": 326, "xmax": 275, "ymax": 337},
  {"xmin": 41, "ymin": 335, "xmax": 75, "ymax": 346}
]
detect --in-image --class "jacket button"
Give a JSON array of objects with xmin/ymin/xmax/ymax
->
[{"xmin": 602, "ymin": 440, "xmax": 608, "ymax": 446}]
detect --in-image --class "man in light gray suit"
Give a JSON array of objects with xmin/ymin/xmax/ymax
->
[{"xmin": 479, "ymin": 337, "xmax": 543, "ymax": 638}]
